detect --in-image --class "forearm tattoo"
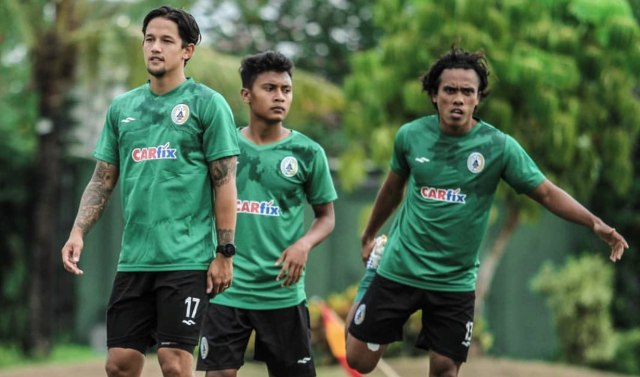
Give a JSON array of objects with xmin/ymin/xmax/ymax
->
[
  {"xmin": 217, "ymin": 228, "xmax": 234, "ymax": 245},
  {"xmin": 209, "ymin": 156, "xmax": 237, "ymax": 188},
  {"xmin": 75, "ymin": 162, "xmax": 117, "ymax": 234}
]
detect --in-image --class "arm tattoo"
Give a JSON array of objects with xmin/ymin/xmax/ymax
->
[
  {"xmin": 216, "ymin": 228, "xmax": 234, "ymax": 245},
  {"xmin": 74, "ymin": 162, "xmax": 118, "ymax": 234},
  {"xmin": 209, "ymin": 156, "xmax": 237, "ymax": 188}
]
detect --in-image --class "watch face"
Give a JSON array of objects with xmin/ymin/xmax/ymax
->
[{"xmin": 217, "ymin": 243, "xmax": 236, "ymax": 257}]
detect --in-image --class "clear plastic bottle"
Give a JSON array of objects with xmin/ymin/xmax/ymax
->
[{"xmin": 366, "ymin": 234, "xmax": 387, "ymax": 270}]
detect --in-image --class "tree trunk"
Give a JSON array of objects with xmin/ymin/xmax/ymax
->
[
  {"xmin": 471, "ymin": 204, "xmax": 520, "ymax": 354},
  {"xmin": 26, "ymin": 0, "xmax": 77, "ymax": 357}
]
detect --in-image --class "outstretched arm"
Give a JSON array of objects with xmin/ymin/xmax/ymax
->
[
  {"xmin": 207, "ymin": 156, "xmax": 237, "ymax": 296},
  {"xmin": 527, "ymin": 179, "xmax": 628, "ymax": 262},
  {"xmin": 276, "ymin": 202, "xmax": 335, "ymax": 286},
  {"xmin": 360, "ymin": 170, "xmax": 407, "ymax": 264},
  {"xmin": 61, "ymin": 160, "xmax": 119, "ymax": 275}
]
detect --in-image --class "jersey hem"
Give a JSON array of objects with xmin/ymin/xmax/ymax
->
[
  {"xmin": 206, "ymin": 149, "xmax": 240, "ymax": 162},
  {"xmin": 211, "ymin": 296, "xmax": 306, "ymax": 310},
  {"xmin": 377, "ymin": 270, "xmax": 476, "ymax": 292},
  {"xmin": 117, "ymin": 264, "xmax": 210, "ymax": 272},
  {"xmin": 93, "ymin": 153, "xmax": 117, "ymax": 166}
]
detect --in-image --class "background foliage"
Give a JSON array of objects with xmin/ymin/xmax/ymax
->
[
  {"xmin": 532, "ymin": 253, "xmax": 640, "ymax": 375},
  {"xmin": 532, "ymin": 254, "xmax": 616, "ymax": 365},
  {"xmin": 196, "ymin": 0, "xmax": 381, "ymax": 83}
]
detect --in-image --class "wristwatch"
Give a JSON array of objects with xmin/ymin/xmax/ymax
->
[{"xmin": 216, "ymin": 243, "xmax": 236, "ymax": 257}]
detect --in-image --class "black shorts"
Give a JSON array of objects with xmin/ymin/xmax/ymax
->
[
  {"xmin": 348, "ymin": 274, "xmax": 475, "ymax": 362},
  {"xmin": 106, "ymin": 270, "xmax": 208, "ymax": 354},
  {"xmin": 197, "ymin": 302, "xmax": 316, "ymax": 377}
]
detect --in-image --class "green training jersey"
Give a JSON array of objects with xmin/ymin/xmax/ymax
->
[
  {"xmin": 377, "ymin": 115, "xmax": 545, "ymax": 292},
  {"xmin": 94, "ymin": 78, "xmax": 239, "ymax": 272},
  {"xmin": 213, "ymin": 129, "xmax": 337, "ymax": 310}
]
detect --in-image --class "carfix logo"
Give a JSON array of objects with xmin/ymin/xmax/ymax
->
[
  {"xmin": 420, "ymin": 186, "xmax": 466, "ymax": 204},
  {"xmin": 132, "ymin": 142, "xmax": 177, "ymax": 162},
  {"xmin": 237, "ymin": 199, "xmax": 281, "ymax": 216}
]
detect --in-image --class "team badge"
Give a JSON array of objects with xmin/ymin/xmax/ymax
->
[
  {"xmin": 467, "ymin": 152, "xmax": 485, "ymax": 173},
  {"xmin": 199, "ymin": 336, "xmax": 209, "ymax": 359},
  {"xmin": 280, "ymin": 156, "xmax": 298, "ymax": 177},
  {"xmin": 171, "ymin": 104, "xmax": 190, "ymax": 125},
  {"xmin": 354, "ymin": 303, "xmax": 366, "ymax": 325}
]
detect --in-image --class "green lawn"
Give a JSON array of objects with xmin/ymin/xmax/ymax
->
[{"xmin": 0, "ymin": 344, "xmax": 103, "ymax": 370}]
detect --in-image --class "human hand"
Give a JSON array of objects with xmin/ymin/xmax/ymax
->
[
  {"xmin": 594, "ymin": 223, "xmax": 629, "ymax": 262},
  {"xmin": 61, "ymin": 231, "xmax": 84, "ymax": 275},
  {"xmin": 207, "ymin": 256, "xmax": 233, "ymax": 297},
  {"xmin": 360, "ymin": 236, "xmax": 376, "ymax": 266},
  {"xmin": 275, "ymin": 242, "xmax": 309, "ymax": 287}
]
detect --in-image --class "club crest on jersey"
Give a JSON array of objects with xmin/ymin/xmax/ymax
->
[
  {"xmin": 280, "ymin": 156, "xmax": 298, "ymax": 177},
  {"xmin": 171, "ymin": 104, "xmax": 190, "ymax": 125},
  {"xmin": 467, "ymin": 152, "xmax": 485, "ymax": 173},
  {"xmin": 132, "ymin": 142, "xmax": 177, "ymax": 162},
  {"xmin": 420, "ymin": 187, "xmax": 466, "ymax": 204}
]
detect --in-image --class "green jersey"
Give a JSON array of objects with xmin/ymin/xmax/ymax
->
[
  {"xmin": 378, "ymin": 115, "xmax": 545, "ymax": 291},
  {"xmin": 94, "ymin": 78, "xmax": 239, "ymax": 272},
  {"xmin": 213, "ymin": 129, "xmax": 337, "ymax": 310}
]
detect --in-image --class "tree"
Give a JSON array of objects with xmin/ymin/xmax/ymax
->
[
  {"xmin": 0, "ymin": 13, "xmax": 38, "ymax": 350},
  {"xmin": 196, "ymin": 0, "xmax": 381, "ymax": 83},
  {"xmin": 338, "ymin": 0, "xmax": 640, "ymax": 347},
  {"xmin": 591, "ymin": 0, "xmax": 640, "ymax": 331},
  {"xmin": 0, "ymin": 0, "xmax": 197, "ymax": 357}
]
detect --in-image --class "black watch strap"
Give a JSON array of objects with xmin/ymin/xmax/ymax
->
[{"xmin": 216, "ymin": 243, "xmax": 236, "ymax": 257}]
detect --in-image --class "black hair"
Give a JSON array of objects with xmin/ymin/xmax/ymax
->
[
  {"xmin": 239, "ymin": 51, "xmax": 293, "ymax": 89},
  {"xmin": 421, "ymin": 47, "xmax": 490, "ymax": 104},
  {"xmin": 142, "ymin": 6, "xmax": 201, "ymax": 49}
]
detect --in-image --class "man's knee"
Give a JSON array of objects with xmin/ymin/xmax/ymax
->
[
  {"xmin": 346, "ymin": 352, "xmax": 377, "ymax": 374},
  {"xmin": 105, "ymin": 358, "xmax": 142, "ymax": 377},
  {"xmin": 105, "ymin": 360, "xmax": 125, "ymax": 377},
  {"xmin": 345, "ymin": 334, "xmax": 384, "ymax": 374},
  {"xmin": 105, "ymin": 348, "xmax": 144, "ymax": 377},
  {"xmin": 157, "ymin": 347, "xmax": 193, "ymax": 377},
  {"xmin": 429, "ymin": 351, "xmax": 461, "ymax": 377}
]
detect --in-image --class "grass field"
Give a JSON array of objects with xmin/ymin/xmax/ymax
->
[{"xmin": 0, "ymin": 355, "xmax": 635, "ymax": 377}]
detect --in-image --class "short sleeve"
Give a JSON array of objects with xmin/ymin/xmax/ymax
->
[
  {"xmin": 202, "ymin": 92, "xmax": 240, "ymax": 162},
  {"xmin": 305, "ymin": 146, "xmax": 338, "ymax": 205},
  {"xmin": 93, "ymin": 104, "xmax": 120, "ymax": 165},
  {"xmin": 501, "ymin": 135, "xmax": 545, "ymax": 194},
  {"xmin": 390, "ymin": 125, "xmax": 410, "ymax": 177}
]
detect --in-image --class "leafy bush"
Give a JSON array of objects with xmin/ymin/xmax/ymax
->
[
  {"xmin": 608, "ymin": 328, "xmax": 640, "ymax": 375},
  {"xmin": 531, "ymin": 253, "xmax": 615, "ymax": 365}
]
